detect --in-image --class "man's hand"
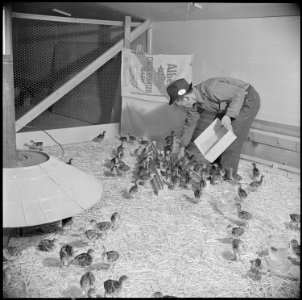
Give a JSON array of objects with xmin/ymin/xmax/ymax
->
[
  {"xmin": 177, "ymin": 146, "xmax": 185, "ymax": 160},
  {"xmin": 221, "ymin": 115, "xmax": 233, "ymax": 132}
]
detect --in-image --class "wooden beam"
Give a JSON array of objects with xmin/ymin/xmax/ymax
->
[
  {"xmin": 12, "ymin": 12, "xmax": 142, "ymax": 27},
  {"xmin": 15, "ymin": 19, "xmax": 151, "ymax": 132},
  {"xmin": 124, "ymin": 16, "xmax": 131, "ymax": 48},
  {"xmin": 195, "ymin": 115, "xmax": 300, "ymax": 139},
  {"xmin": 241, "ymin": 140, "xmax": 300, "ymax": 169},
  {"xmin": 248, "ymin": 128, "xmax": 300, "ymax": 152},
  {"xmin": 240, "ymin": 154, "xmax": 300, "ymax": 174},
  {"xmin": 251, "ymin": 119, "xmax": 299, "ymax": 138},
  {"xmin": 147, "ymin": 25, "xmax": 152, "ymax": 54}
]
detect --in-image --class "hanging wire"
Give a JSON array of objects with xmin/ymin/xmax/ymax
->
[{"xmin": 23, "ymin": 125, "xmax": 65, "ymax": 159}]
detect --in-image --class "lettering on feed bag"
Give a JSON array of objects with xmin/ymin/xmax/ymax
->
[{"xmin": 121, "ymin": 48, "xmax": 193, "ymax": 103}]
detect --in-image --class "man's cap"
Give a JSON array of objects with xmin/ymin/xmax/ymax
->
[{"xmin": 166, "ymin": 78, "xmax": 193, "ymax": 105}]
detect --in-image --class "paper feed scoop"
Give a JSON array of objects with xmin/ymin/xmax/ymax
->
[{"xmin": 194, "ymin": 118, "xmax": 237, "ymax": 163}]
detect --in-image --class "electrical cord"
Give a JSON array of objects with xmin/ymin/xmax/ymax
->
[{"xmin": 22, "ymin": 125, "xmax": 65, "ymax": 159}]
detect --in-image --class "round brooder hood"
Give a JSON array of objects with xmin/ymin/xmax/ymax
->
[{"xmin": 3, "ymin": 150, "xmax": 103, "ymax": 228}]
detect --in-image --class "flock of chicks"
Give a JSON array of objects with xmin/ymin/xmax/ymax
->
[
  {"xmin": 3, "ymin": 212, "xmax": 129, "ymax": 298},
  {"xmin": 4, "ymin": 130, "xmax": 300, "ymax": 297},
  {"xmin": 63, "ymin": 213, "xmax": 127, "ymax": 297},
  {"xmin": 104, "ymin": 130, "xmax": 300, "ymax": 282}
]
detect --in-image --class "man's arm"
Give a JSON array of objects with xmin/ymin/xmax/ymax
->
[
  {"xmin": 180, "ymin": 109, "xmax": 200, "ymax": 147},
  {"xmin": 225, "ymin": 89, "xmax": 247, "ymax": 119}
]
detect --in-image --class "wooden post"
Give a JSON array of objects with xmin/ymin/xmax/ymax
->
[
  {"xmin": 3, "ymin": 3, "xmax": 17, "ymax": 247},
  {"xmin": 147, "ymin": 25, "xmax": 152, "ymax": 54},
  {"xmin": 110, "ymin": 16, "xmax": 132, "ymax": 123},
  {"xmin": 124, "ymin": 16, "xmax": 131, "ymax": 48},
  {"xmin": 3, "ymin": 3, "xmax": 17, "ymax": 168}
]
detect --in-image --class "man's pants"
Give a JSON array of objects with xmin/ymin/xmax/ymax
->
[{"xmin": 215, "ymin": 85, "xmax": 261, "ymax": 174}]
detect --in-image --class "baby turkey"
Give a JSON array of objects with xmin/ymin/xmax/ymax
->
[
  {"xmin": 289, "ymin": 214, "xmax": 301, "ymax": 230},
  {"xmin": 118, "ymin": 160, "xmax": 130, "ymax": 172},
  {"xmin": 193, "ymin": 186, "xmax": 202, "ymax": 199},
  {"xmin": 129, "ymin": 180, "xmax": 139, "ymax": 195},
  {"xmin": 238, "ymin": 183, "xmax": 248, "ymax": 199},
  {"xmin": 232, "ymin": 238, "xmax": 245, "ymax": 261},
  {"xmin": 250, "ymin": 257, "xmax": 261, "ymax": 270},
  {"xmin": 59, "ymin": 244, "xmax": 74, "ymax": 267},
  {"xmin": 111, "ymin": 212, "xmax": 121, "ymax": 231},
  {"xmin": 127, "ymin": 133, "xmax": 136, "ymax": 142},
  {"xmin": 252, "ymin": 162, "xmax": 260, "ymax": 179},
  {"xmin": 102, "ymin": 246, "xmax": 120, "ymax": 264},
  {"xmin": 139, "ymin": 137, "xmax": 149, "ymax": 145},
  {"xmin": 248, "ymin": 258, "xmax": 262, "ymax": 280},
  {"xmin": 290, "ymin": 214, "xmax": 301, "ymax": 223},
  {"xmin": 61, "ymin": 216, "xmax": 73, "ymax": 228},
  {"xmin": 110, "ymin": 163, "xmax": 123, "ymax": 177},
  {"xmin": 235, "ymin": 203, "xmax": 252, "ymax": 220},
  {"xmin": 289, "ymin": 239, "xmax": 300, "ymax": 258},
  {"xmin": 249, "ymin": 175, "xmax": 264, "ymax": 189},
  {"xmin": 85, "ymin": 229, "xmax": 105, "ymax": 246},
  {"xmin": 90, "ymin": 219, "xmax": 112, "ymax": 234},
  {"xmin": 93, "ymin": 130, "xmax": 106, "ymax": 142},
  {"xmin": 117, "ymin": 148, "xmax": 124, "ymax": 160},
  {"xmin": 69, "ymin": 249, "xmax": 95, "ymax": 267},
  {"xmin": 104, "ymin": 275, "xmax": 129, "ymax": 298},
  {"xmin": 30, "ymin": 140, "xmax": 43, "ymax": 147},
  {"xmin": 3, "ymin": 246, "xmax": 21, "ymax": 261},
  {"xmin": 3, "ymin": 264, "xmax": 12, "ymax": 286},
  {"xmin": 134, "ymin": 145, "xmax": 144, "ymax": 156},
  {"xmin": 119, "ymin": 135, "xmax": 127, "ymax": 143},
  {"xmin": 37, "ymin": 238, "xmax": 58, "ymax": 252},
  {"xmin": 226, "ymin": 224, "xmax": 245, "ymax": 238},
  {"xmin": 87, "ymin": 287, "xmax": 98, "ymax": 298},
  {"xmin": 66, "ymin": 158, "xmax": 73, "ymax": 165},
  {"xmin": 117, "ymin": 141, "xmax": 125, "ymax": 154},
  {"xmin": 152, "ymin": 291, "xmax": 178, "ymax": 298},
  {"xmin": 110, "ymin": 155, "xmax": 120, "ymax": 168},
  {"xmin": 80, "ymin": 271, "xmax": 96, "ymax": 296}
]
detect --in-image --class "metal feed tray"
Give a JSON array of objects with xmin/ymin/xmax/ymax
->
[{"xmin": 194, "ymin": 118, "xmax": 237, "ymax": 163}]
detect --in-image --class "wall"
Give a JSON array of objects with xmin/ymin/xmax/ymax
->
[{"xmin": 152, "ymin": 17, "xmax": 300, "ymax": 127}]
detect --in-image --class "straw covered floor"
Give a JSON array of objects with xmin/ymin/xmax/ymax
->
[{"xmin": 3, "ymin": 136, "xmax": 300, "ymax": 298}]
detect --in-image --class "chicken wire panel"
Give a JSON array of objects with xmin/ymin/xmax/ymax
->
[
  {"xmin": 12, "ymin": 17, "xmax": 123, "ymax": 131},
  {"xmin": 49, "ymin": 55, "xmax": 121, "ymax": 126}
]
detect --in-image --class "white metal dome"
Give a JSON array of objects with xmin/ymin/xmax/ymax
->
[{"xmin": 3, "ymin": 150, "xmax": 103, "ymax": 228}]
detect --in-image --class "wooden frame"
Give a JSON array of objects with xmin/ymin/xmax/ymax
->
[
  {"xmin": 247, "ymin": 128, "xmax": 300, "ymax": 152},
  {"xmin": 252, "ymin": 119, "xmax": 300, "ymax": 138},
  {"xmin": 13, "ymin": 14, "xmax": 151, "ymax": 149},
  {"xmin": 12, "ymin": 12, "xmax": 142, "ymax": 27},
  {"xmin": 147, "ymin": 25, "xmax": 153, "ymax": 54},
  {"xmin": 15, "ymin": 18, "xmax": 151, "ymax": 132},
  {"xmin": 124, "ymin": 16, "xmax": 131, "ymax": 48},
  {"xmin": 240, "ymin": 154, "xmax": 300, "ymax": 174}
]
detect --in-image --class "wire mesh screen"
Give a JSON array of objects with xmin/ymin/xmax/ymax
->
[{"xmin": 12, "ymin": 17, "xmax": 123, "ymax": 132}]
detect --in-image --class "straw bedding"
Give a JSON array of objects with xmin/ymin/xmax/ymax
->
[{"xmin": 3, "ymin": 136, "xmax": 300, "ymax": 298}]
